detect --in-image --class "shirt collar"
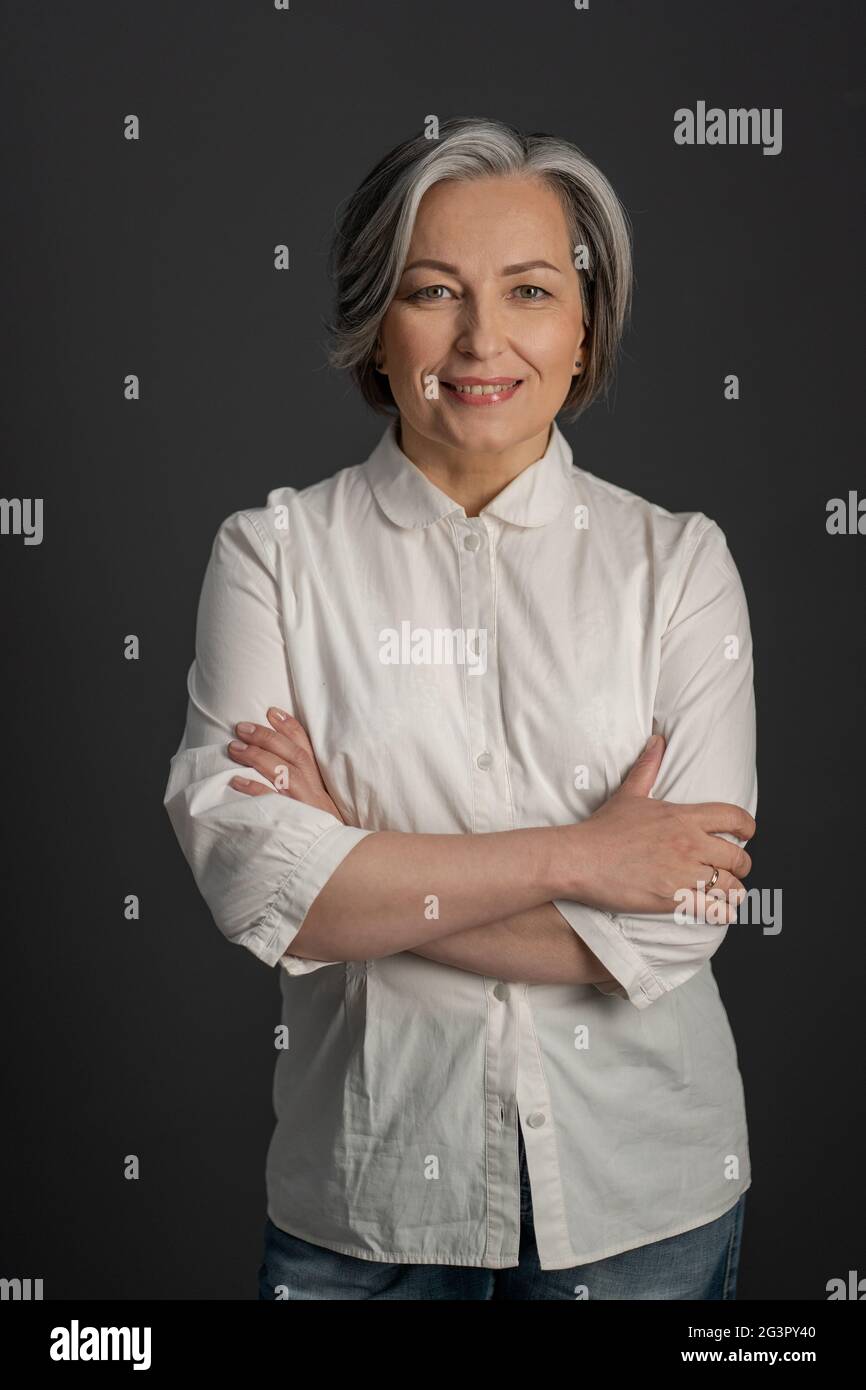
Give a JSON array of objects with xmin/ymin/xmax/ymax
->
[{"xmin": 364, "ymin": 417, "xmax": 575, "ymax": 530}]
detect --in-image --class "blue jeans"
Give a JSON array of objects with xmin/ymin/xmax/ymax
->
[{"xmin": 258, "ymin": 1130, "xmax": 746, "ymax": 1300}]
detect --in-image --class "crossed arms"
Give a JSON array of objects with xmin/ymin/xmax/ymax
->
[{"xmin": 164, "ymin": 511, "xmax": 757, "ymax": 1009}]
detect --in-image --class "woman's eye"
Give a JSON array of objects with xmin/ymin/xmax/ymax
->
[
  {"xmin": 513, "ymin": 284, "xmax": 551, "ymax": 301},
  {"xmin": 409, "ymin": 285, "xmax": 454, "ymax": 301}
]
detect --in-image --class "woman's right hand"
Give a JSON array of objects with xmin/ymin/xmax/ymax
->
[
  {"xmin": 563, "ymin": 734, "xmax": 755, "ymax": 921},
  {"xmin": 228, "ymin": 707, "xmax": 346, "ymax": 822}
]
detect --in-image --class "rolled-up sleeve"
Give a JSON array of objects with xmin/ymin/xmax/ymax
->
[
  {"xmin": 163, "ymin": 509, "xmax": 372, "ymax": 973},
  {"xmin": 553, "ymin": 516, "xmax": 758, "ymax": 1009}
]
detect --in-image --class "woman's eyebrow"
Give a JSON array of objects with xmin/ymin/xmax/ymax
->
[{"xmin": 402, "ymin": 258, "xmax": 563, "ymax": 276}]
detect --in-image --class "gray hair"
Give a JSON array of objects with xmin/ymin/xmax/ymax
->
[{"xmin": 324, "ymin": 116, "xmax": 633, "ymax": 423}]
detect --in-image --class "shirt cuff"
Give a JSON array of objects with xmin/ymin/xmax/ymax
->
[
  {"xmin": 278, "ymin": 951, "xmax": 343, "ymax": 977},
  {"xmin": 552, "ymin": 898, "xmax": 667, "ymax": 1009},
  {"xmin": 241, "ymin": 821, "xmax": 373, "ymax": 970}
]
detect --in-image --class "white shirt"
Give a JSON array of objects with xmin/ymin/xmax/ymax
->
[{"xmin": 164, "ymin": 417, "xmax": 757, "ymax": 1269}]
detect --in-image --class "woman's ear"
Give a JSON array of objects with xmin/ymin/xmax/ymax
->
[{"xmin": 573, "ymin": 327, "xmax": 590, "ymax": 375}]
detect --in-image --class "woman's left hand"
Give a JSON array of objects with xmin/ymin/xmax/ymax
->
[{"xmin": 227, "ymin": 707, "xmax": 345, "ymax": 822}]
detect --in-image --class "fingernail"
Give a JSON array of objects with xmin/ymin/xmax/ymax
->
[
  {"xmin": 236, "ymin": 722, "xmax": 256, "ymax": 734},
  {"xmin": 644, "ymin": 734, "xmax": 658, "ymax": 752},
  {"xmin": 230, "ymin": 776, "xmax": 250, "ymax": 787},
  {"xmin": 229, "ymin": 740, "xmax": 248, "ymax": 752},
  {"xmin": 270, "ymin": 708, "xmax": 288, "ymax": 721}
]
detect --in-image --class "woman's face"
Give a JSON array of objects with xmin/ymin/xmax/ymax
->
[{"xmin": 377, "ymin": 174, "xmax": 586, "ymax": 457}]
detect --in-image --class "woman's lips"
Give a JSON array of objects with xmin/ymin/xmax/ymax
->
[{"xmin": 440, "ymin": 379, "xmax": 524, "ymax": 406}]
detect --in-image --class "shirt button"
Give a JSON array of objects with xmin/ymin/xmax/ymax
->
[
  {"xmin": 475, "ymin": 750, "xmax": 493, "ymax": 771},
  {"xmin": 463, "ymin": 532, "xmax": 482, "ymax": 551},
  {"xmin": 526, "ymin": 1111, "xmax": 547, "ymax": 1129},
  {"xmin": 493, "ymin": 982, "xmax": 510, "ymax": 1002}
]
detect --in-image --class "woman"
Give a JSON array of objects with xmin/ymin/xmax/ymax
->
[{"xmin": 164, "ymin": 116, "xmax": 757, "ymax": 1300}]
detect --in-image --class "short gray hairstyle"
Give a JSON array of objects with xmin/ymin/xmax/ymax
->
[{"xmin": 324, "ymin": 116, "xmax": 633, "ymax": 423}]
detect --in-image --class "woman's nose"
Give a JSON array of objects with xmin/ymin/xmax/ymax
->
[{"xmin": 453, "ymin": 295, "xmax": 510, "ymax": 360}]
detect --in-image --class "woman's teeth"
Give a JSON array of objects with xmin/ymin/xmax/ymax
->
[{"xmin": 446, "ymin": 381, "xmax": 520, "ymax": 395}]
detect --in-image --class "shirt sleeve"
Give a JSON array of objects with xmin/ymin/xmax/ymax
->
[
  {"xmin": 163, "ymin": 508, "xmax": 373, "ymax": 973},
  {"xmin": 552, "ymin": 516, "xmax": 758, "ymax": 1009}
]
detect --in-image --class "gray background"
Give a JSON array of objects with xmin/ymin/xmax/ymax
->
[{"xmin": 1, "ymin": 0, "xmax": 863, "ymax": 1299}]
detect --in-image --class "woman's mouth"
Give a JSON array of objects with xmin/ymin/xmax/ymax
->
[{"xmin": 440, "ymin": 378, "xmax": 524, "ymax": 406}]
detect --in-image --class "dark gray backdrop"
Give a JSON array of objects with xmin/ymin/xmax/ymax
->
[{"xmin": 1, "ymin": 0, "xmax": 863, "ymax": 1300}]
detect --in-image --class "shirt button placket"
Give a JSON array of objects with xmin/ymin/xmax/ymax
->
[
  {"xmin": 485, "ymin": 966, "xmax": 520, "ymax": 1266},
  {"xmin": 459, "ymin": 520, "xmax": 502, "ymax": 833},
  {"xmin": 457, "ymin": 516, "xmax": 519, "ymax": 1265}
]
